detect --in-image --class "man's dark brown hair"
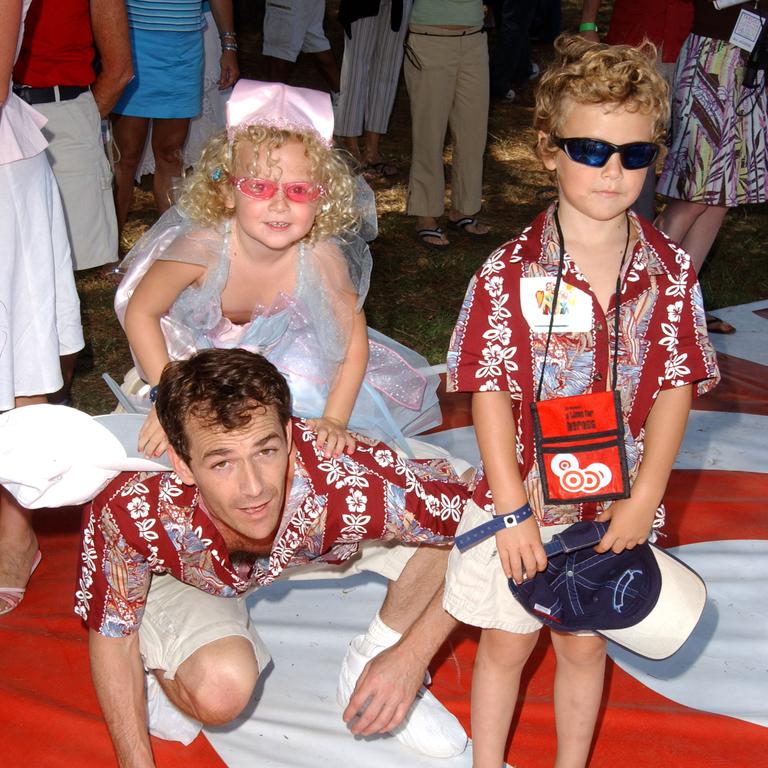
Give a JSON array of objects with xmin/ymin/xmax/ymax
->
[{"xmin": 156, "ymin": 348, "xmax": 292, "ymax": 463}]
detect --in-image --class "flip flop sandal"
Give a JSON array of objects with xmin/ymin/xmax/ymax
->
[
  {"xmin": 363, "ymin": 161, "xmax": 398, "ymax": 179},
  {"xmin": 705, "ymin": 314, "xmax": 736, "ymax": 334},
  {"xmin": 0, "ymin": 550, "xmax": 42, "ymax": 616},
  {"xmin": 416, "ymin": 227, "xmax": 450, "ymax": 250},
  {"xmin": 447, "ymin": 217, "xmax": 490, "ymax": 237}
]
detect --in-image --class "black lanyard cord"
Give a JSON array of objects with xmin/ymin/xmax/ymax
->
[{"xmin": 535, "ymin": 208, "xmax": 631, "ymax": 401}]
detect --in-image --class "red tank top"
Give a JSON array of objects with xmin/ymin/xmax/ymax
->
[{"xmin": 13, "ymin": 0, "xmax": 95, "ymax": 87}]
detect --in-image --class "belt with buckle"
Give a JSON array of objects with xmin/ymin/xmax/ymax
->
[{"xmin": 12, "ymin": 84, "xmax": 90, "ymax": 105}]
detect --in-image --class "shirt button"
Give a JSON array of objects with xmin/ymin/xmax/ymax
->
[
  {"xmin": 594, "ymin": 372, "xmax": 603, "ymax": 381},
  {"xmin": 595, "ymin": 322, "xmax": 604, "ymax": 331},
  {"xmin": 566, "ymin": 570, "xmax": 574, "ymax": 577}
]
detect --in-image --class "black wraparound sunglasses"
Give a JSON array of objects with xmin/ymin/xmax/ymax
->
[{"xmin": 551, "ymin": 136, "xmax": 659, "ymax": 170}]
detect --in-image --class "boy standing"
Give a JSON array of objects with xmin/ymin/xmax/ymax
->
[{"xmin": 443, "ymin": 36, "xmax": 719, "ymax": 767}]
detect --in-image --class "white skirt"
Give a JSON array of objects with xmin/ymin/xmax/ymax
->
[{"xmin": 0, "ymin": 150, "xmax": 84, "ymax": 409}]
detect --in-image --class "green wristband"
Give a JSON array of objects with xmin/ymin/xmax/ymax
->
[{"xmin": 579, "ymin": 22, "xmax": 598, "ymax": 33}]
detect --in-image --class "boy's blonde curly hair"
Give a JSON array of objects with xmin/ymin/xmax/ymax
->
[
  {"xmin": 534, "ymin": 34, "xmax": 670, "ymax": 164},
  {"xmin": 179, "ymin": 124, "xmax": 358, "ymax": 243}
]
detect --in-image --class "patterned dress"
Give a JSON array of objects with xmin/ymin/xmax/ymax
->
[{"xmin": 657, "ymin": 5, "xmax": 768, "ymax": 206}]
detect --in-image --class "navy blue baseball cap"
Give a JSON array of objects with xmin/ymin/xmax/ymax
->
[{"xmin": 509, "ymin": 521, "xmax": 706, "ymax": 659}]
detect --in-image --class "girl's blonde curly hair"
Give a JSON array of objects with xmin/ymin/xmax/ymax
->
[
  {"xmin": 178, "ymin": 124, "xmax": 358, "ymax": 243},
  {"xmin": 534, "ymin": 34, "xmax": 670, "ymax": 164}
]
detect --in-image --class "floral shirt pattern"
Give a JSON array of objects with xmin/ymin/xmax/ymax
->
[
  {"xmin": 447, "ymin": 206, "xmax": 720, "ymax": 526},
  {"xmin": 75, "ymin": 420, "xmax": 469, "ymax": 637}
]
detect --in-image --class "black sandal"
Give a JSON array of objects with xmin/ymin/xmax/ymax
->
[
  {"xmin": 416, "ymin": 227, "xmax": 450, "ymax": 249},
  {"xmin": 447, "ymin": 217, "xmax": 490, "ymax": 237},
  {"xmin": 362, "ymin": 161, "xmax": 398, "ymax": 179}
]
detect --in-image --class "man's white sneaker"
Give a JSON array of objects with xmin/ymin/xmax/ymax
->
[
  {"xmin": 145, "ymin": 672, "xmax": 203, "ymax": 745},
  {"xmin": 337, "ymin": 634, "xmax": 468, "ymax": 758}
]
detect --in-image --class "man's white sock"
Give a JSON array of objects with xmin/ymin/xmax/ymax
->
[{"xmin": 360, "ymin": 611, "xmax": 402, "ymax": 654}]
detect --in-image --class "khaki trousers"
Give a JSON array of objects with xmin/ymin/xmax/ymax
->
[{"xmin": 404, "ymin": 26, "xmax": 489, "ymax": 218}]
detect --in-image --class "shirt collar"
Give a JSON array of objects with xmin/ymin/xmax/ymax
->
[{"xmin": 538, "ymin": 205, "xmax": 666, "ymax": 278}]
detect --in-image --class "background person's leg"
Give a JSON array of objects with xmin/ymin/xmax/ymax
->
[
  {"xmin": 112, "ymin": 114, "xmax": 151, "ymax": 233},
  {"xmin": 0, "ymin": 396, "xmax": 46, "ymax": 613},
  {"xmin": 448, "ymin": 31, "xmax": 490, "ymax": 234},
  {"xmin": 656, "ymin": 199, "xmax": 728, "ymax": 274},
  {"xmin": 405, "ymin": 32, "xmax": 460, "ymax": 246},
  {"xmin": 151, "ymin": 118, "xmax": 191, "ymax": 214}
]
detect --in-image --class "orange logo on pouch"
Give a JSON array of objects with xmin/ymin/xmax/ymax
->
[{"xmin": 531, "ymin": 390, "xmax": 629, "ymax": 504}]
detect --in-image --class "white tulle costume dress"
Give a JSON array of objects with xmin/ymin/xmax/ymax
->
[{"xmin": 114, "ymin": 206, "xmax": 442, "ymax": 449}]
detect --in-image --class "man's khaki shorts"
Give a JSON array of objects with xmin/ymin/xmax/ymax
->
[
  {"xmin": 138, "ymin": 541, "xmax": 418, "ymax": 678},
  {"xmin": 137, "ymin": 435, "xmax": 463, "ymax": 675},
  {"xmin": 138, "ymin": 573, "xmax": 272, "ymax": 680},
  {"xmin": 444, "ymin": 500, "xmax": 576, "ymax": 634}
]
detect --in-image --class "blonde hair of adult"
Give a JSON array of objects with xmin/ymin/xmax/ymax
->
[{"xmin": 179, "ymin": 125, "xmax": 359, "ymax": 242}]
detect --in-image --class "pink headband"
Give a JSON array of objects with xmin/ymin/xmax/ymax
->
[{"xmin": 226, "ymin": 79, "xmax": 334, "ymax": 145}]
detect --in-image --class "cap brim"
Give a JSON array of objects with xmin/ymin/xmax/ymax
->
[
  {"xmin": 600, "ymin": 545, "xmax": 706, "ymax": 659},
  {"xmin": 1, "ymin": 407, "xmax": 168, "ymax": 509}
]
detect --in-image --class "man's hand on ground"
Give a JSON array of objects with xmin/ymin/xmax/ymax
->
[{"xmin": 342, "ymin": 643, "xmax": 425, "ymax": 736}]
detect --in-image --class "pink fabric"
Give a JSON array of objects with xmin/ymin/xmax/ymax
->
[{"xmin": 226, "ymin": 79, "xmax": 334, "ymax": 144}]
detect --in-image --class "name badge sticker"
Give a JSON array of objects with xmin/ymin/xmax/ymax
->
[
  {"xmin": 520, "ymin": 276, "xmax": 593, "ymax": 333},
  {"xmin": 731, "ymin": 9, "xmax": 763, "ymax": 52}
]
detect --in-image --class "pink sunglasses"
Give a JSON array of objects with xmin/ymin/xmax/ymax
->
[{"xmin": 229, "ymin": 176, "xmax": 324, "ymax": 203}]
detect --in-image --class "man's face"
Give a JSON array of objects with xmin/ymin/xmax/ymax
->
[{"xmin": 169, "ymin": 405, "xmax": 292, "ymax": 552}]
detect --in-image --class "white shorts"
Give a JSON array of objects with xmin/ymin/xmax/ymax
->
[
  {"xmin": 33, "ymin": 92, "xmax": 118, "ymax": 270},
  {"xmin": 444, "ymin": 501, "xmax": 577, "ymax": 635},
  {"xmin": 263, "ymin": 0, "xmax": 331, "ymax": 61}
]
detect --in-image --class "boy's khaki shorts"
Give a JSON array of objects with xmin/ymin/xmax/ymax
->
[{"xmin": 444, "ymin": 500, "xmax": 577, "ymax": 634}]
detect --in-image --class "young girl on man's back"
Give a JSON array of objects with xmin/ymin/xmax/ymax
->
[{"xmin": 116, "ymin": 80, "xmax": 440, "ymax": 458}]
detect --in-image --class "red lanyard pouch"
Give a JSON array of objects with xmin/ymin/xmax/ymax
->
[{"xmin": 531, "ymin": 210, "xmax": 631, "ymax": 505}]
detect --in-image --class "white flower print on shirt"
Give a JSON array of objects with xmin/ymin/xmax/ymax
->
[
  {"xmin": 664, "ymin": 352, "xmax": 691, "ymax": 382},
  {"xmin": 477, "ymin": 343, "xmax": 516, "ymax": 379},
  {"xmin": 340, "ymin": 513, "xmax": 371, "ymax": 538},
  {"xmin": 667, "ymin": 300, "xmax": 683, "ymax": 325},
  {"xmin": 483, "ymin": 318, "xmax": 513, "ymax": 346},
  {"xmin": 666, "ymin": 273, "xmax": 687, "ymax": 298},
  {"xmin": 120, "ymin": 478, "xmax": 149, "ymax": 497},
  {"xmin": 485, "ymin": 275, "xmax": 504, "ymax": 297},
  {"xmin": 135, "ymin": 518, "xmax": 158, "ymax": 541},
  {"xmin": 128, "ymin": 496, "xmax": 150, "ymax": 520},
  {"xmin": 373, "ymin": 449, "xmax": 394, "ymax": 467},
  {"xmin": 318, "ymin": 458, "xmax": 344, "ymax": 486},
  {"xmin": 435, "ymin": 493, "xmax": 463, "ymax": 522},
  {"xmin": 346, "ymin": 490, "xmax": 368, "ymax": 514}
]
